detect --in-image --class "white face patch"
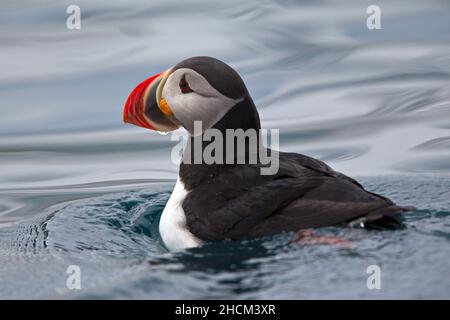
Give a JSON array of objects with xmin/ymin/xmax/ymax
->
[{"xmin": 161, "ymin": 68, "xmax": 242, "ymax": 136}]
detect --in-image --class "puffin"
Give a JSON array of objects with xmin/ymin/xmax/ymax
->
[{"xmin": 123, "ymin": 56, "xmax": 411, "ymax": 251}]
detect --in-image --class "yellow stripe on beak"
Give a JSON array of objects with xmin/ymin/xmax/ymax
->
[{"xmin": 159, "ymin": 98, "xmax": 173, "ymax": 117}]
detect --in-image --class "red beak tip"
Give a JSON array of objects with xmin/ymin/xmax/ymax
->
[{"xmin": 122, "ymin": 72, "xmax": 162, "ymax": 131}]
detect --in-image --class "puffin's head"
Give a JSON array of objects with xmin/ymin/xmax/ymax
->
[{"xmin": 123, "ymin": 56, "xmax": 250, "ymax": 136}]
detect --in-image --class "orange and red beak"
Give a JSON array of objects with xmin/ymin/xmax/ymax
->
[{"xmin": 123, "ymin": 68, "xmax": 179, "ymax": 132}]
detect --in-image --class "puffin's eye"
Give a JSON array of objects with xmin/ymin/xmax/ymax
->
[{"xmin": 179, "ymin": 76, "xmax": 193, "ymax": 94}]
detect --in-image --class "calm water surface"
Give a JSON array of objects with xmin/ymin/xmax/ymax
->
[{"xmin": 0, "ymin": 0, "xmax": 449, "ymax": 299}]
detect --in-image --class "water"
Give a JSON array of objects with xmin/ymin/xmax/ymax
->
[{"xmin": 1, "ymin": 0, "xmax": 449, "ymax": 299}]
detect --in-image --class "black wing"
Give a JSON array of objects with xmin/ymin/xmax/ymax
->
[{"xmin": 182, "ymin": 152, "xmax": 405, "ymax": 241}]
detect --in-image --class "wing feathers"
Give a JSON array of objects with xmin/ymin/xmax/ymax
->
[{"xmin": 182, "ymin": 152, "xmax": 406, "ymax": 241}]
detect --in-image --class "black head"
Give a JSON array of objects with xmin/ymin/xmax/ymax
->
[{"xmin": 124, "ymin": 56, "xmax": 260, "ymax": 135}]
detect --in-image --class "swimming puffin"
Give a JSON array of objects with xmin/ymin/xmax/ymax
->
[{"xmin": 123, "ymin": 56, "xmax": 410, "ymax": 251}]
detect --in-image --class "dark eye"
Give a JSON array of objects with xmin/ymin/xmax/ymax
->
[{"xmin": 179, "ymin": 75, "xmax": 193, "ymax": 94}]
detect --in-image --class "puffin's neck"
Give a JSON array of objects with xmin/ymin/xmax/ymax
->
[
  {"xmin": 212, "ymin": 96, "xmax": 261, "ymax": 132},
  {"xmin": 179, "ymin": 96, "xmax": 262, "ymax": 190}
]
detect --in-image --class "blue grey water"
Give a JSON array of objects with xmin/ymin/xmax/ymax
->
[{"xmin": 0, "ymin": 0, "xmax": 449, "ymax": 299}]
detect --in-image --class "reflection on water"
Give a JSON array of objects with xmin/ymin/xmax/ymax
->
[{"xmin": 0, "ymin": 0, "xmax": 450, "ymax": 299}]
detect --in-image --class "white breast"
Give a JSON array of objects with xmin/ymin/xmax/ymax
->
[{"xmin": 159, "ymin": 179, "xmax": 203, "ymax": 251}]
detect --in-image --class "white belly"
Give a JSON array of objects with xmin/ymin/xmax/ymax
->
[{"xmin": 159, "ymin": 179, "xmax": 203, "ymax": 251}]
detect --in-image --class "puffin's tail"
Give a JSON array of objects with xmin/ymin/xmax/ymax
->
[{"xmin": 348, "ymin": 205, "xmax": 416, "ymax": 230}]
